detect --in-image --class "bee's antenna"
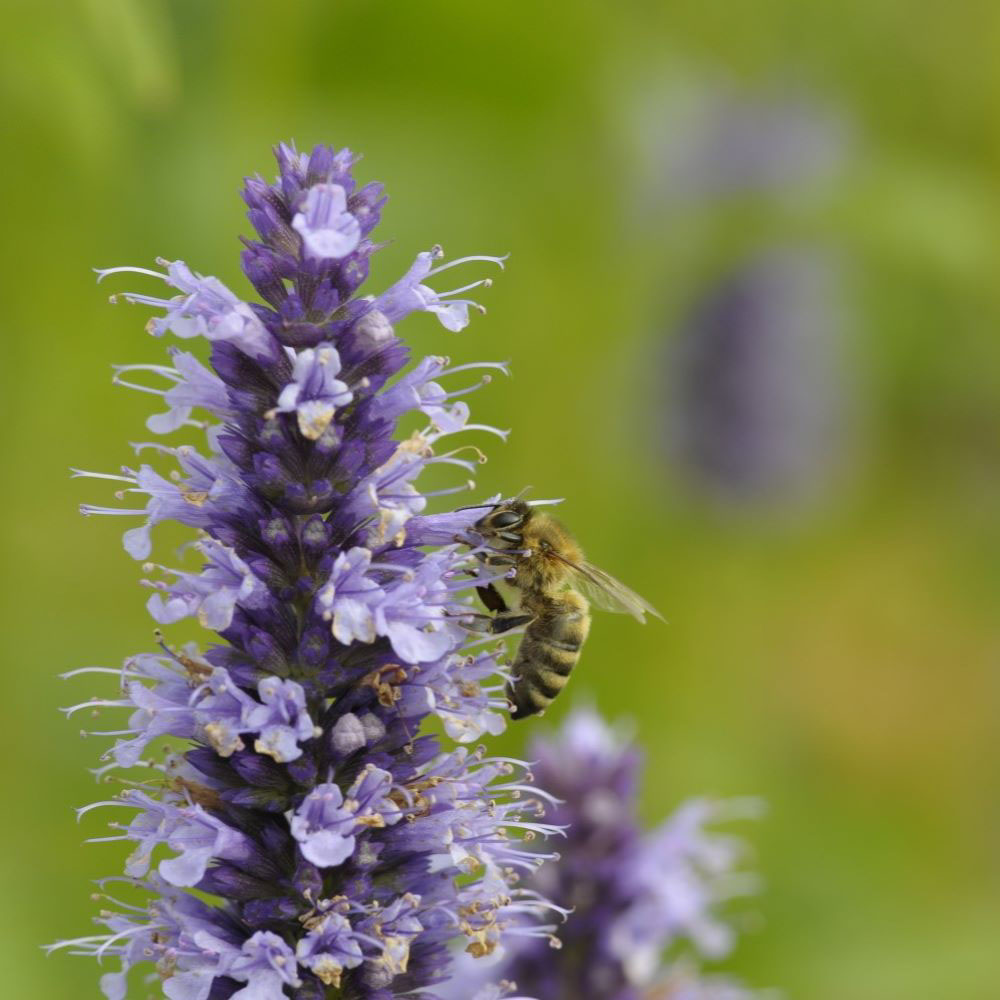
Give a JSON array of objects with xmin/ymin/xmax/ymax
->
[
  {"xmin": 454, "ymin": 491, "xmax": 563, "ymax": 512},
  {"xmin": 512, "ymin": 486, "xmax": 564, "ymax": 506},
  {"xmin": 458, "ymin": 487, "xmax": 529, "ymax": 511}
]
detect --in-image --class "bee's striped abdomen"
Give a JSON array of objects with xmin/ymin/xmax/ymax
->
[{"xmin": 507, "ymin": 591, "xmax": 590, "ymax": 720}]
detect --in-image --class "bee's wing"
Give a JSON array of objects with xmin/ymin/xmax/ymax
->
[{"xmin": 551, "ymin": 554, "xmax": 664, "ymax": 623}]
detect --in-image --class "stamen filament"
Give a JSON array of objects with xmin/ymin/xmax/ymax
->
[{"xmin": 425, "ymin": 254, "xmax": 508, "ymax": 277}]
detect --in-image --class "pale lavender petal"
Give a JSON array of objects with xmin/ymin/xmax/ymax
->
[{"xmin": 292, "ymin": 183, "xmax": 361, "ymax": 259}]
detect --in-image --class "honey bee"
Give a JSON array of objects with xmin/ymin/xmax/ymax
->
[{"xmin": 466, "ymin": 498, "xmax": 662, "ymax": 719}]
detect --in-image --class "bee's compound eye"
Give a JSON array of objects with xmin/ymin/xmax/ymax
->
[{"xmin": 492, "ymin": 511, "xmax": 522, "ymax": 528}]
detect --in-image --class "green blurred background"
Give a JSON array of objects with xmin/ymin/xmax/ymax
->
[{"xmin": 3, "ymin": 1, "xmax": 999, "ymax": 996}]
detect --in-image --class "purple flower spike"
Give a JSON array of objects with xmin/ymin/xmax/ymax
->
[
  {"xmin": 56, "ymin": 142, "xmax": 562, "ymax": 1000},
  {"xmin": 445, "ymin": 707, "xmax": 764, "ymax": 1000}
]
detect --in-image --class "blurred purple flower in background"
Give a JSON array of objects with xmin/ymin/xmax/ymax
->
[
  {"xmin": 53, "ymin": 142, "xmax": 563, "ymax": 1000},
  {"xmin": 664, "ymin": 247, "xmax": 849, "ymax": 508},
  {"xmin": 630, "ymin": 78, "xmax": 854, "ymax": 510},
  {"xmin": 632, "ymin": 80, "xmax": 849, "ymax": 209},
  {"xmin": 444, "ymin": 708, "xmax": 763, "ymax": 1000}
]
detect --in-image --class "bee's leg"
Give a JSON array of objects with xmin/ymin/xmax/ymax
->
[
  {"xmin": 469, "ymin": 547, "xmax": 518, "ymax": 567},
  {"xmin": 452, "ymin": 610, "xmax": 534, "ymax": 635},
  {"xmin": 456, "ymin": 568, "xmax": 502, "ymax": 597},
  {"xmin": 477, "ymin": 582, "xmax": 508, "ymax": 614},
  {"xmin": 450, "ymin": 607, "xmax": 499, "ymax": 633},
  {"xmin": 481, "ymin": 554, "xmax": 518, "ymax": 568},
  {"xmin": 456, "ymin": 614, "xmax": 495, "ymax": 634},
  {"xmin": 488, "ymin": 612, "xmax": 534, "ymax": 634}
]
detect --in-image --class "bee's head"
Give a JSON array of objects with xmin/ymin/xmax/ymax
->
[{"xmin": 474, "ymin": 498, "xmax": 532, "ymax": 546}]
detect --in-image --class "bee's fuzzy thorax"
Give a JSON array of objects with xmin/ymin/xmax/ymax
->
[{"xmin": 516, "ymin": 515, "xmax": 581, "ymax": 592}]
